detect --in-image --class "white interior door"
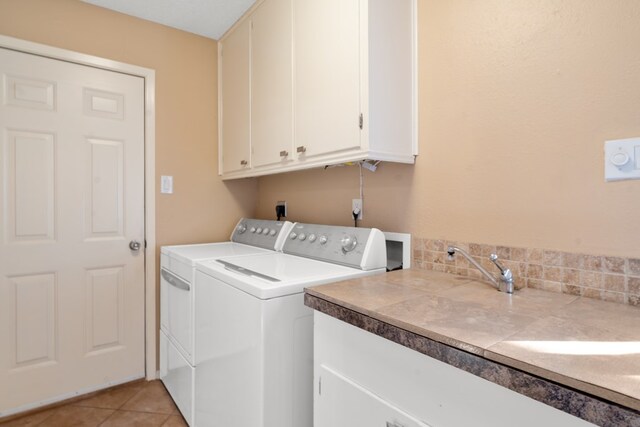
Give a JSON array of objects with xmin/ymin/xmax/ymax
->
[{"xmin": 0, "ymin": 48, "xmax": 145, "ymax": 416}]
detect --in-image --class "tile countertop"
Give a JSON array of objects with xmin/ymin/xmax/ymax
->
[{"xmin": 304, "ymin": 269, "xmax": 640, "ymax": 416}]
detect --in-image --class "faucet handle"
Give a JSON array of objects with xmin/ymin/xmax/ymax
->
[
  {"xmin": 490, "ymin": 254, "xmax": 514, "ymax": 282},
  {"xmin": 489, "ymin": 253, "xmax": 507, "ymax": 274}
]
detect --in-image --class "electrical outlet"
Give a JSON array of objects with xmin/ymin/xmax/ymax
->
[
  {"xmin": 352, "ymin": 199, "xmax": 363, "ymax": 220},
  {"xmin": 276, "ymin": 200, "xmax": 287, "ymax": 218}
]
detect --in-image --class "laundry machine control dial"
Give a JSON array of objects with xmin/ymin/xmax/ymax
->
[
  {"xmin": 308, "ymin": 234, "xmax": 317, "ymax": 242},
  {"xmin": 289, "ymin": 232, "xmax": 297, "ymax": 240},
  {"xmin": 341, "ymin": 235, "xmax": 358, "ymax": 252},
  {"xmin": 319, "ymin": 235, "xmax": 328, "ymax": 245},
  {"xmin": 237, "ymin": 223, "xmax": 247, "ymax": 234}
]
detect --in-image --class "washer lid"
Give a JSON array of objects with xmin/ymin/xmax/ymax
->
[
  {"xmin": 196, "ymin": 252, "xmax": 384, "ymax": 300},
  {"xmin": 161, "ymin": 242, "xmax": 270, "ymax": 266}
]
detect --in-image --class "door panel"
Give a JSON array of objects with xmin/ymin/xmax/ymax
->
[
  {"xmin": 316, "ymin": 365, "xmax": 431, "ymax": 427},
  {"xmin": 10, "ymin": 273, "xmax": 57, "ymax": 369},
  {"xmin": 0, "ymin": 47, "xmax": 145, "ymax": 416},
  {"xmin": 5, "ymin": 130, "xmax": 56, "ymax": 242},
  {"xmin": 293, "ymin": 0, "xmax": 361, "ymax": 158},
  {"xmin": 251, "ymin": 0, "xmax": 294, "ymax": 167},
  {"xmin": 220, "ymin": 18, "xmax": 251, "ymax": 174},
  {"xmin": 85, "ymin": 138, "xmax": 124, "ymax": 238}
]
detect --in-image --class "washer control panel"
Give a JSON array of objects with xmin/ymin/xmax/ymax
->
[
  {"xmin": 231, "ymin": 219, "xmax": 293, "ymax": 250},
  {"xmin": 282, "ymin": 223, "xmax": 385, "ymax": 270}
]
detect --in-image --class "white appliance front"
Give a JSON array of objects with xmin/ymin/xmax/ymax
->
[
  {"xmin": 159, "ymin": 219, "xmax": 295, "ymax": 426},
  {"xmin": 194, "ymin": 272, "xmax": 313, "ymax": 427},
  {"xmin": 160, "ymin": 330, "xmax": 194, "ymax": 425},
  {"xmin": 193, "ymin": 248, "xmax": 386, "ymax": 427},
  {"xmin": 160, "ymin": 242, "xmax": 272, "ymax": 362}
]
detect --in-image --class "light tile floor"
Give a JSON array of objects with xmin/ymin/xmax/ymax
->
[{"xmin": 0, "ymin": 380, "xmax": 187, "ymax": 427}]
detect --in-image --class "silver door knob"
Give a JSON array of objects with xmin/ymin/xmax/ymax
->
[{"xmin": 129, "ymin": 240, "xmax": 142, "ymax": 251}]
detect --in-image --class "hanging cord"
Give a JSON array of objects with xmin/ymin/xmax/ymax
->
[{"xmin": 353, "ymin": 162, "xmax": 364, "ymax": 227}]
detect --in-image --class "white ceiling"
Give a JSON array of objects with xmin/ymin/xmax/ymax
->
[{"xmin": 82, "ymin": 0, "xmax": 257, "ymax": 40}]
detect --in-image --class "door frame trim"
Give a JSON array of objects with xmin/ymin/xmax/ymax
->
[{"xmin": 0, "ymin": 34, "xmax": 158, "ymax": 380}]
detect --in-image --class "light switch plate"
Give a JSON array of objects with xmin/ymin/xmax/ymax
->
[
  {"xmin": 604, "ymin": 138, "xmax": 640, "ymax": 182},
  {"xmin": 161, "ymin": 175, "xmax": 173, "ymax": 194}
]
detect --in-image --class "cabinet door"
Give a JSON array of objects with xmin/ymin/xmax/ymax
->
[
  {"xmin": 251, "ymin": 0, "xmax": 294, "ymax": 168},
  {"xmin": 293, "ymin": 0, "xmax": 361, "ymax": 158},
  {"xmin": 316, "ymin": 365, "xmax": 431, "ymax": 427},
  {"xmin": 220, "ymin": 18, "xmax": 251, "ymax": 174}
]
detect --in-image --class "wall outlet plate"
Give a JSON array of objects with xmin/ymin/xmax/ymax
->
[
  {"xmin": 160, "ymin": 175, "xmax": 173, "ymax": 194},
  {"xmin": 352, "ymin": 199, "xmax": 363, "ymax": 220},
  {"xmin": 276, "ymin": 200, "xmax": 287, "ymax": 218}
]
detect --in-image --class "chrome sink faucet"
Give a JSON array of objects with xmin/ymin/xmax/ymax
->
[{"xmin": 447, "ymin": 246, "xmax": 514, "ymax": 294}]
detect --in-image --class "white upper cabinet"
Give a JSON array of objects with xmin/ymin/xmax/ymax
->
[
  {"xmin": 251, "ymin": 0, "xmax": 294, "ymax": 168},
  {"xmin": 219, "ymin": 0, "xmax": 417, "ymax": 179},
  {"xmin": 219, "ymin": 17, "xmax": 251, "ymax": 174},
  {"xmin": 293, "ymin": 0, "xmax": 361, "ymax": 159}
]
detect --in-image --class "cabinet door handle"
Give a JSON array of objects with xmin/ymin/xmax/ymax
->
[
  {"xmin": 280, "ymin": 150, "xmax": 289, "ymax": 157},
  {"xmin": 240, "ymin": 160, "xmax": 248, "ymax": 166},
  {"xmin": 296, "ymin": 146, "xmax": 306, "ymax": 153}
]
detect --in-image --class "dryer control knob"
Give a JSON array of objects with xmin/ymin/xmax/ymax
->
[
  {"xmin": 256, "ymin": 228, "xmax": 263, "ymax": 234},
  {"xmin": 269, "ymin": 229, "xmax": 276, "ymax": 236},
  {"xmin": 250, "ymin": 227, "xmax": 256, "ymax": 233},
  {"xmin": 308, "ymin": 234, "xmax": 317, "ymax": 242},
  {"xmin": 289, "ymin": 232, "xmax": 297, "ymax": 240},
  {"xmin": 319, "ymin": 235, "xmax": 328, "ymax": 245},
  {"xmin": 236, "ymin": 223, "xmax": 247, "ymax": 234},
  {"xmin": 298, "ymin": 233, "xmax": 306, "ymax": 241},
  {"xmin": 341, "ymin": 235, "xmax": 358, "ymax": 252},
  {"xmin": 262, "ymin": 228, "xmax": 270, "ymax": 235}
]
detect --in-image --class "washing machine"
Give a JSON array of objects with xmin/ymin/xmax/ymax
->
[
  {"xmin": 193, "ymin": 223, "xmax": 387, "ymax": 427},
  {"xmin": 159, "ymin": 218, "xmax": 294, "ymax": 425}
]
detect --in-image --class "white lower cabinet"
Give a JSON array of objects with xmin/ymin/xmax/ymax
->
[
  {"xmin": 317, "ymin": 364, "xmax": 430, "ymax": 427},
  {"xmin": 314, "ymin": 312, "xmax": 594, "ymax": 427}
]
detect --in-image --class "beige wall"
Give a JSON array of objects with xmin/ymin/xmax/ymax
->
[
  {"xmin": 257, "ymin": 0, "xmax": 640, "ymax": 258},
  {"xmin": 0, "ymin": 0, "xmax": 258, "ymax": 247}
]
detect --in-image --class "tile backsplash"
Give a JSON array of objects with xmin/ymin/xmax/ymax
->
[{"xmin": 412, "ymin": 239, "xmax": 640, "ymax": 306}]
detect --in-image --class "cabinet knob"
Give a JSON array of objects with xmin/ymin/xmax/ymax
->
[
  {"xmin": 386, "ymin": 422, "xmax": 406, "ymax": 427},
  {"xmin": 280, "ymin": 150, "xmax": 289, "ymax": 157},
  {"xmin": 240, "ymin": 160, "xmax": 248, "ymax": 166},
  {"xmin": 296, "ymin": 146, "xmax": 307, "ymax": 153}
]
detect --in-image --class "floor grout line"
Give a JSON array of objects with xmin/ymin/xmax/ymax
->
[
  {"xmin": 95, "ymin": 409, "xmax": 117, "ymax": 427},
  {"xmin": 2, "ymin": 380, "xmax": 181, "ymax": 426}
]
